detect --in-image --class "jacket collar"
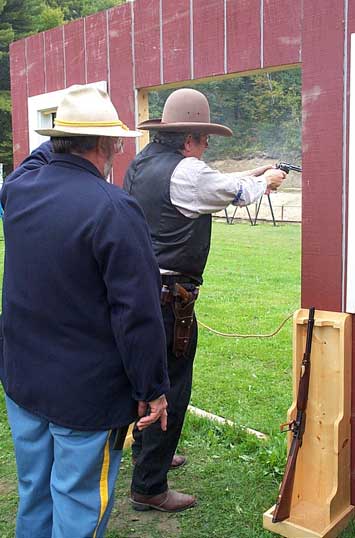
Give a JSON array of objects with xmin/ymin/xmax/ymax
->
[{"xmin": 50, "ymin": 152, "xmax": 104, "ymax": 180}]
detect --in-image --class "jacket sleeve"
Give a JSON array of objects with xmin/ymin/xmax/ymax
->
[
  {"xmin": 92, "ymin": 191, "xmax": 170, "ymax": 403},
  {"xmin": 1, "ymin": 141, "xmax": 52, "ymax": 213},
  {"xmin": 4, "ymin": 141, "xmax": 52, "ymax": 184}
]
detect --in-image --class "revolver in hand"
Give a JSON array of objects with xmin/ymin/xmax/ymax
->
[{"xmin": 276, "ymin": 162, "xmax": 302, "ymax": 174}]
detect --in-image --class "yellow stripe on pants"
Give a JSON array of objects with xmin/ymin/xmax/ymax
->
[{"xmin": 93, "ymin": 432, "xmax": 111, "ymax": 538}]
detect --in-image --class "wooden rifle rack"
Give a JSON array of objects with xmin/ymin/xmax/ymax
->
[{"xmin": 263, "ymin": 309, "xmax": 354, "ymax": 537}]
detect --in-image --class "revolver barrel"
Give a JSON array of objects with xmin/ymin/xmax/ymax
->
[{"xmin": 276, "ymin": 162, "xmax": 302, "ymax": 174}]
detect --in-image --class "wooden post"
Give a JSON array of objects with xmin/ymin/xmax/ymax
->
[
  {"xmin": 263, "ymin": 309, "xmax": 354, "ymax": 538},
  {"xmin": 137, "ymin": 88, "xmax": 150, "ymax": 151}
]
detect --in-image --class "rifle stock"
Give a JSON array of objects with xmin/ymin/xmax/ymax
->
[
  {"xmin": 272, "ymin": 307, "xmax": 315, "ymax": 524},
  {"xmin": 272, "ymin": 438, "xmax": 300, "ymax": 522}
]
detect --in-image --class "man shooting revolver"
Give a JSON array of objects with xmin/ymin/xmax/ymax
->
[{"xmin": 123, "ymin": 87, "xmax": 286, "ymax": 512}]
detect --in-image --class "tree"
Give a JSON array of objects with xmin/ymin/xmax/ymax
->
[{"xmin": 37, "ymin": 5, "xmax": 64, "ymax": 32}]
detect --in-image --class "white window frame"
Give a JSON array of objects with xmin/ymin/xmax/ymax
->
[{"xmin": 27, "ymin": 81, "xmax": 107, "ymax": 152}]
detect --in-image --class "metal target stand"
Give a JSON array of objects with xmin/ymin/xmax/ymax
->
[{"xmin": 224, "ymin": 193, "xmax": 277, "ymax": 226}]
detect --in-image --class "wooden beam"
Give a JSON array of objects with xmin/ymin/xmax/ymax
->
[{"xmin": 136, "ymin": 88, "xmax": 150, "ymax": 151}]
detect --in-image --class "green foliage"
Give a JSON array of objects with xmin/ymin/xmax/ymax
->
[
  {"xmin": 37, "ymin": 5, "xmax": 65, "ymax": 32},
  {"xmin": 0, "ymin": 90, "xmax": 11, "ymax": 112},
  {"xmin": 0, "ymin": 24, "xmax": 14, "ymax": 54},
  {"xmin": 0, "ymin": 91, "xmax": 12, "ymax": 174},
  {"xmin": 42, "ymin": 0, "xmax": 124, "ymax": 21},
  {"xmin": 149, "ymin": 68, "xmax": 302, "ymax": 163},
  {"xmin": 0, "ymin": 0, "xmax": 42, "ymax": 39}
]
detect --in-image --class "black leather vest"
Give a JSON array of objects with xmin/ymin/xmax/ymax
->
[{"xmin": 123, "ymin": 142, "xmax": 212, "ymax": 284}]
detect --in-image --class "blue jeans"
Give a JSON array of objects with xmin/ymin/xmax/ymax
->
[{"xmin": 5, "ymin": 395, "xmax": 122, "ymax": 538}]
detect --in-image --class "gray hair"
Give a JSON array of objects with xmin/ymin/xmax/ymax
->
[
  {"xmin": 51, "ymin": 136, "xmax": 100, "ymax": 154},
  {"xmin": 153, "ymin": 131, "xmax": 202, "ymax": 150}
]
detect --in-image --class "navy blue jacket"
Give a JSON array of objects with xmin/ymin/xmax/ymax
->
[{"xmin": 0, "ymin": 142, "xmax": 169, "ymax": 430}]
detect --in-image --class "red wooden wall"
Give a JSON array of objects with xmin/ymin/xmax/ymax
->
[
  {"xmin": 9, "ymin": 0, "xmax": 302, "ymax": 173},
  {"xmin": 9, "ymin": 0, "xmax": 355, "ymax": 502}
]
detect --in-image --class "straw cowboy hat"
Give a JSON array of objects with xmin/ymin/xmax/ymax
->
[
  {"xmin": 36, "ymin": 85, "xmax": 141, "ymax": 138},
  {"xmin": 138, "ymin": 88, "xmax": 233, "ymax": 137}
]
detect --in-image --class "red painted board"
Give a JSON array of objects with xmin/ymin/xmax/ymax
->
[
  {"xmin": 108, "ymin": 3, "xmax": 136, "ymax": 185},
  {"xmin": 64, "ymin": 19, "xmax": 86, "ymax": 87},
  {"xmin": 162, "ymin": 0, "xmax": 190, "ymax": 84},
  {"xmin": 263, "ymin": 0, "xmax": 301, "ymax": 68},
  {"xmin": 9, "ymin": 40, "xmax": 29, "ymax": 168},
  {"xmin": 44, "ymin": 27, "xmax": 65, "ymax": 93},
  {"xmin": 26, "ymin": 33, "xmax": 45, "ymax": 97},
  {"xmin": 352, "ymin": 319, "xmax": 355, "ymax": 504},
  {"xmin": 85, "ymin": 11, "xmax": 108, "ymax": 84},
  {"xmin": 227, "ymin": 0, "xmax": 261, "ymax": 74},
  {"xmin": 193, "ymin": 0, "xmax": 225, "ymax": 80},
  {"xmin": 134, "ymin": 0, "xmax": 161, "ymax": 88},
  {"xmin": 347, "ymin": 0, "xmax": 355, "ymax": 507},
  {"xmin": 301, "ymin": 0, "xmax": 344, "ymax": 312}
]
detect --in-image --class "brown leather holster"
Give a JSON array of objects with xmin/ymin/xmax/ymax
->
[{"xmin": 161, "ymin": 283, "xmax": 199, "ymax": 358}]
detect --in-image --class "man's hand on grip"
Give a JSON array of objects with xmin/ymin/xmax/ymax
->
[{"xmin": 264, "ymin": 168, "xmax": 286, "ymax": 191}]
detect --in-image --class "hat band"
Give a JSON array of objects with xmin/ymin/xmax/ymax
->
[{"xmin": 55, "ymin": 119, "xmax": 129, "ymax": 130}]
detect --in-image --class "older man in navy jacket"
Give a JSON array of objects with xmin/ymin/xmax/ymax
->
[{"xmin": 0, "ymin": 85, "xmax": 169, "ymax": 538}]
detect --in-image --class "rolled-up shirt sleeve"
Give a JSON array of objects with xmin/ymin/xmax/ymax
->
[{"xmin": 170, "ymin": 157, "xmax": 267, "ymax": 218}]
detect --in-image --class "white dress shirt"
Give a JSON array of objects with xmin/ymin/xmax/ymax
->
[{"xmin": 170, "ymin": 157, "xmax": 267, "ymax": 219}]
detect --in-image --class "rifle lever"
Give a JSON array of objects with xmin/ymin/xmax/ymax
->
[{"xmin": 280, "ymin": 420, "xmax": 294, "ymax": 433}]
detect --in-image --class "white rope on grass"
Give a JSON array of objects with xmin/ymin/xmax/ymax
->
[
  {"xmin": 188, "ymin": 405, "xmax": 267, "ymax": 440},
  {"xmin": 197, "ymin": 312, "xmax": 293, "ymax": 339}
]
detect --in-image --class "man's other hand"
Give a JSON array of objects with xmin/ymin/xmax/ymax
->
[
  {"xmin": 136, "ymin": 395, "xmax": 168, "ymax": 431},
  {"xmin": 264, "ymin": 168, "xmax": 286, "ymax": 191}
]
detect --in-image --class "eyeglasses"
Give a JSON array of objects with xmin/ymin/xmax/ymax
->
[
  {"xmin": 113, "ymin": 138, "xmax": 124, "ymax": 154},
  {"xmin": 199, "ymin": 134, "xmax": 210, "ymax": 147},
  {"xmin": 189, "ymin": 133, "xmax": 210, "ymax": 145}
]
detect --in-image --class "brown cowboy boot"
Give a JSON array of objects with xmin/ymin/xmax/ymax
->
[{"xmin": 130, "ymin": 489, "xmax": 197, "ymax": 512}]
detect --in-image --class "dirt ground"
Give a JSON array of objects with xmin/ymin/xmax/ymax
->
[{"xmin": 109, "ymin": 496, "xmax": 181, "ymax": 538}]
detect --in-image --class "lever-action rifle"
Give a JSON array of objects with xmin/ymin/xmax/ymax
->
[
  {"xmin": 276, "ymin": 162, "xmax": 302, "ymax": 174},
  {"xmin": 272, "ymin": 307, "xmax": 315, "ymax": 523}
]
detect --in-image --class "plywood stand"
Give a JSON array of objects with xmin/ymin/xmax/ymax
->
[{"xmin": 263, "ymin": 309, "xmax": 354, "ymax": 538}]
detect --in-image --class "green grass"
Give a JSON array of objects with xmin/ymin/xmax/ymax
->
[
  {"xmin": 1, "ymin": 221, "xmax": 355, "ymax": 537},
  {"xmin": 193, "ymin": 221, "xmax": 300, "ymax": 435}
]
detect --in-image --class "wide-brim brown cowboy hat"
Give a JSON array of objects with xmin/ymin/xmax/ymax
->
[
  {"xmin": 36, "ymin": 84, "xmax": 141, "ymax": 138},
  {"xmin": 138, "ymin": 88, "xmax": 233, "ymax": 137}
]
